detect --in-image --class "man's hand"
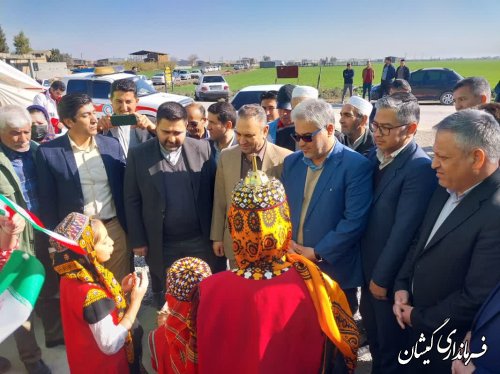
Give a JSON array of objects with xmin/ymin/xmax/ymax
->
[
  {"xmin": 133, "ymin": 246, "xmax": 148, "ymax": 257},
  {"xmin": 393, "ymin": 290, "xmax": 410, "ymax": 329},
  {"xmin": 369, "ymin": 279, "xmax": 388, "ymax": 300},
  {"xmin": 288, "ymin": 240, "xmax": 316, "ymax": 261},
  {"xmin": 212, "ymin": 241, "xmax": 224, "ymax": 257},
  {"xmin": 97, "ymin": 115, "xmax": 113, "ymax": 132},
  {"xmin": 399, "ymin": 304, "xmax": 413, "ymax": 327},
  {"xmin": 134, "ymin": 113, "xmax": 156, "ymax": 132},
  {"xmin": 451, "ymin": 359, "xmax": 475, "ymax": 374}
]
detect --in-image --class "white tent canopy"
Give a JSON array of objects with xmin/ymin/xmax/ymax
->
[{"xmin": 0, "ymin": 60, "xmax": 43, "ymax": 107}]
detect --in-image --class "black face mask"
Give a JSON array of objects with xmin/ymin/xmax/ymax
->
[{"xmin": 31, "ymin": 124, "xmax": 48, "ymax": 141}]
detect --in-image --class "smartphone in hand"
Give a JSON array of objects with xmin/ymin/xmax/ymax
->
[{"xmin": 110, "ymin": 114, "xmax": 137, "ymax": 127}]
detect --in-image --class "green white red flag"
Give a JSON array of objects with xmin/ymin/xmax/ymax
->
[{"xmin": 0, "ymin": 194, "xmax": 85, "ymax": 342}]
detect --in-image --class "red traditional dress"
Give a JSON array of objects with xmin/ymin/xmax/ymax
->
[
  {"xmin": 60, "ymin": 279, "xmax": 129, "ymax": 374},
  {"xmin": 149, "ymin": 257, "xmax": 211, "ymax": 374},
  {"xmin": 51, "ymin": 213, "xmax": 135, "ymax": 374},
  {"xmin": 193, "ymin": 169, "xmax": 359, "ymax": 373}
]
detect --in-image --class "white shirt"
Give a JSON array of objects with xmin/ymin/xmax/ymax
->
[
  {"xmin": 159, "ymin": 143, "xmax": 183, "ymax": 165},
  {"xmin": 33, "ymin": 90, "xmax": 59, "ymax": 120},
  {"xmin": 89, "ymin": 314, "xmax": 128, "ymax": 355},
  {"xmin": 69, "ymin": 136, "xmax": 117, "ymax": 220},
  {"xmin": 376, "ymin": 140, "xmax": 412, "ymax": 169},
  {"xmin": 425, "ymin": 183, "xmax": 481, "ymax": 248}
]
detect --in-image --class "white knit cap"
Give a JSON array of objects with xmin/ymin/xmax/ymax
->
[
  {"xmin": 292, "ymin": 86, "xmax": 319, "ymax": 99},
  {"xmin": 348, "ymin": 96, "xmax": 373, "ymax": 117}
]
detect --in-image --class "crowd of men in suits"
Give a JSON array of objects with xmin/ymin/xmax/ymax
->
[{"xmin": 0, "ymin": 74, "xmax": 499, "ymax": 374}]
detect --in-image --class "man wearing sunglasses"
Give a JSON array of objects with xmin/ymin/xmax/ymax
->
[
  {"xmin": 186, "ymin": 102, "xmax": 209, "ymax": 140},
  {"xmin": 359, "ymin": 92, "xmax": 437, "ymax": 373},
  {"xmin": 282, "ymin": 99, "xmax": 373, "ymax": 314}
]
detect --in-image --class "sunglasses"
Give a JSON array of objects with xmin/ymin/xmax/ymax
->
[{"xmin": 290, "ymin": 127, "xmax": 325, "ymax": 143}]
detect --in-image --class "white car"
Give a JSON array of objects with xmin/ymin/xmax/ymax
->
[
  {"xmin": 190, "ymin": 69, "xmax": 202, "ymax": 79},
  {"xmin": 230, "ymin": 84, "xmax": 283, "ymax": 110},
  {"xmin": 179, "ymin": 70, "xmax": 191, "ymax": 80},
  {"xmin": 62, "ymin": 68, "xmax": 193, "ymax": 122},
  {"xmin": 194, "ymin": 75, "xmax": 230, "ymax": 101},
  {"xmin": 151, "ymin": 73, "xmax": 166, "ymax": 85}
]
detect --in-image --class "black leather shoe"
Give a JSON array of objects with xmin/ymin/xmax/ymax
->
[
  {"xmin": 25, "ymin": 359, "xmax": 51, "ymax": 374},
  {"xmin": 0, "ymin": 357, "xmax": 11, "ymax": 374}
]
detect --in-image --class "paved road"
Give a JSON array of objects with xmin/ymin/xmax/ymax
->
[{"xmin": 0, "ymin": 104, "xmax": 456, "ymax": 373}]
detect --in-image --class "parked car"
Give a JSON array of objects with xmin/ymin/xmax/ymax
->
[
  {"xmin": 370, "ymin": 67, "xmax": 463, "ymax": 105},
  {"xmin": 194, "ymin": 75, "xmax": 230, "ymax": 101},
  {"xmin": 233, "ymin": 64, "xmax": 244, "ymax": 70},
  {"xmin": 151, "ymin": 72, "xmax": 166, "ymax": 85},
  {"xmin": 190, "ymin": 69, "xmax": 202, "ymax": 79},
  {"xmin": 61, "ymin": 68, "xmax": 193, "ymax": 123},
  {"xmin": 179, "ymin": 70, "xmax": 191, "ymax": 80},
  {"xmin": 230, "ymin": 84, "xmax": 283, "ymax": 110}
]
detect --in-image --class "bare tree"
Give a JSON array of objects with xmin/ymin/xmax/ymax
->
[
  {"xmin": 188, "ymin": 54, "xmax": 198, "ymax": 66},
  {"xmin": 263, "ymin": 55, "xmax": 271, "ymax": 61}
]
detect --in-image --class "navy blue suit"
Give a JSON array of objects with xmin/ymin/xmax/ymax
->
[
  {"xmin": 359, "ymin": 140, "xmax": 437, "ymax": 374},
  {"xmin": 282, "ymin": 141, "xmax": 373, "ymax": 291},
  {"xmin": 35, "ymin": 134, "xmax": 127, "ymax": 231},
  {"xmin": 470, "ymin": 281, "xmax": 500, "ymax": 373}
]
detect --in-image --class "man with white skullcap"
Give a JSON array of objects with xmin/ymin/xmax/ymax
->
[
  {"xmin": 291, "ymin": 85, "xmax": 319, "ymax": 108},
  {"xmin": 339, "ymin": 96, "xmax": 375, "ymax": 156}
]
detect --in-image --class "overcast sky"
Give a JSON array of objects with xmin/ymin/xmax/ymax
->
[{"xmin": 2, "ymin": 0, "xmax": 499, "ymax": 62}]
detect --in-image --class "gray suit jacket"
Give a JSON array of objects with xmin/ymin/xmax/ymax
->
[{"xmin": 124, "ymin": 137, "xmax": 216, "ymax": 279}]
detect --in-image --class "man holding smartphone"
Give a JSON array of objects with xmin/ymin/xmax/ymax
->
[{"xmin": 97, "ymin": 79, "xmax": 156, "ymax": 156}]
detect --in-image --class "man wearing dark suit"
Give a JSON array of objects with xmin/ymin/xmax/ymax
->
[
  {"xmin": 282, "ymin": 99, "xmax": 373, "ymax": 312},
  {"xmin": 36, "ymin": 94, "xmax": 129, "ymax": 282},
  {"xmin": 206, "ymin": 101, "xmax": 238, "ymax": 163},
  {"xmin": 394, "ymin": 109, "xmax": 500, "ymax": 374},
  {"xmin": 452, "ymin": 281, "xmax": 500, "ymax": 374},
  {"xmin": 339, "ymin": 96, "xmax": 376, "ymax": 157},
  {"xmin": 359, "ymin": 93, "xmax": 437, "ymax": 374},
  {"xmin": 125, "ymin": 102, "xmax": 218, "ymax": 297}
]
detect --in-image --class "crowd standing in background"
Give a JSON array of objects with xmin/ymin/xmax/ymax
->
[{"xmin": 0, "ymin": 71, "xmax": 499, "ymax": 374}]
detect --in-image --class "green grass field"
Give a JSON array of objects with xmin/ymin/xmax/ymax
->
[{"xmin": 145, "ymin": 59, "xmax": 500, "ymax": 98}]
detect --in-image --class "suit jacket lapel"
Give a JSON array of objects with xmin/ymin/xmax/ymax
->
[
  {"xmin": 262, "ymin": 142, "xmax": 279, "ymax": 172},
  {"xmin": 374, "ymin": 140, "xmax": 416, "ymax": 203},
  {"xmin": 423, "ymin": 171, "xmax": 499, "ymax": 252},
  {"xmin": 289, "ymin": 162, "xmax": 307, "ymax": 235},
  {"xmin": 61, "ymin": 135, "xmax": 81, "ymax": 189},
  {"xmin": 228, "ymin": 146, "xmax": 242, "ymax": 191},
  {"xmin": 304, "ymin": 142, "xmax": 342, "ymax": 223},
  {"xmin": 147, "ymin": 142, "xmax": 167, "ymax": 207},
  {"xmin": 181, "ymin": 141, "xmax": 201, "ymax": 202},
  {"xmin": 95, "ymin": 135, "xmax": 114, "ymax": 182}
]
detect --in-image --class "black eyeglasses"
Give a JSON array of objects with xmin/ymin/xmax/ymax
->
[
  {"xmin": 290, "ymin": 127, "xmax": 325, "ymax": 143},
  {"xmin": 371, "ymin": 121, "xmax": 408, "ymax": 136}
]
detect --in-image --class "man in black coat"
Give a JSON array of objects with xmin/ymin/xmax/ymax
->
[
  {"xmin": 394, "ymin": 109, "xmax": 500, "ymax": 373},
  {"xmin": 339, "ymin": 96, "xmax": 375, "ymax": 157}
]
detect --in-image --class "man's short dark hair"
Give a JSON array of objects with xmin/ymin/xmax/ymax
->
[
  {"xmin": 260, "ymin": 90, "xmax": 278, "ymax": 102},
  {"xmin": 207, "ymin": 101, "xmax": 237, "ymax": 125},
  {"xmin": 50, "ymin": 80, "xmax": 66, "ymax": 91},
  {"xmin": 57, "ymin": 93, "xmax": 92, "ymax": 123},
  {"xmin": 157, "ymin": 102, "xmax": 187, "ymax": 122},
  {"xmin": 111, "ymin": 78, "xmax": 137, "ymax": 98}
]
